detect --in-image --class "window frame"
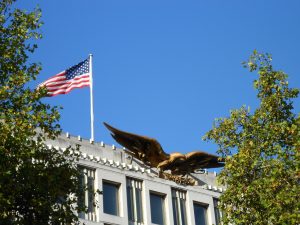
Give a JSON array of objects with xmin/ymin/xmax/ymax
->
[
  {"xmin": 149, "ymin": 191, "xmax": 166, "ymax": 225},
  {"xmin": 171, "ymin": 188, "xmax": 187, "ymax": 225},
  {"xmin": 102, "ymin": 180, "xmax": 121, "ymax": 216},
  {"xmin": 213, "ymin": 198, "xmax": 222, "ymax": 225},
  {"xmin": 77, "ymin": 165, "xmax": 96, "ymax": 221},
  {"xmin": 126, "ymin": 177, "xmax": 144, "ymax": 224},
  {"xmin": 193, "ymin": 201, "xmax": 209, "ymax": 225}
]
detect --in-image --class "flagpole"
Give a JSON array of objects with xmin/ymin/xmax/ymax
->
[{"xmin": 89, "ymin": 54, "xmax": 94, "ymax": 142}]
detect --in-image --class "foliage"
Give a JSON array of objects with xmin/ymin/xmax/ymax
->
[
  {"xmin": 0, "ymin": 0, "xmax": 84, "ymax": 224},
  {"xmin": 204, "ymin": 51, "xmax": 300, "ymax": 225}
]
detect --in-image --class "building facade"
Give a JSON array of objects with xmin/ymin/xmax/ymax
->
[{"xmin": 46, "ymin": 133, "xmax": 223, "ymax": 225}]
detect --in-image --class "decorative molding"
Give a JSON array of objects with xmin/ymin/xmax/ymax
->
[{"xmin": 48, "ymin": 134, "xmax": 222, "ymax": 192}]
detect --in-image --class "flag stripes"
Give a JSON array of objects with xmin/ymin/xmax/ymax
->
[{"xmin": 38, "ymin": 58, "xmax": 90, "ymax": 97}]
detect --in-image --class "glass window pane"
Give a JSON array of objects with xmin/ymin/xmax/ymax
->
[
  {"xmin": 127, "ymin": 185, "xmax": 134, "ymax": 221},
  {"xmin": 78, "ymin": 170, "xmax": 85, "ymax": 219},
  {"xmin": 78, "ymin": 170, "xmax": 85, "ymax": 207},
  {"xmin": 150, "ymin": 193, "xmax": 165, "ymax": 225},
  {"xmin": 172, "ymin": 196, "xmax": 179, "ymax": 225},
  {"xmin": 194, "ymin": 203, "xmax": 208, "ymax": 225},
  {"xmin": 213, "ymin": 198, "xmax": 221, "ymax": 225},
  {"xmin": 103, "ymin": 182, "xmax": 119, "ymax": 216},
  {"xmin": 136, "ymin": 188, "xmax": 143, "ymax": 222},
  {"xmin": 88, "ymin": 176, "xmax": 94, "ymax": 213},
  {"xmin": 180, "ymin": 198, "xmax": 187, "ymax": 225}
]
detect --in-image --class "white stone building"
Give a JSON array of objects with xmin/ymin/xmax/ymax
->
[{"xmin": 46, "ymin": 133, "xmax": 223, "ymax": 225}]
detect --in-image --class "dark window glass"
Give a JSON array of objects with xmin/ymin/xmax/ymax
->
[
  {"xmin": 103, "ymin": 182, "xmax": 119, "ymax": 216},
  {"xmin": 136, "ymin": 188, "xmax": 143, "ymax": 222},
  {"xmin": 88, "ymin": 176, "xmax": 94, "ymax": 212},
  {"xmin": 194, "ymin": 203, "xmax": 208, "ymax": 225},
  {"xmin": 213, "ymin": 198, "xmax": 222, "ymax": 225},
  {"xmin": 150, "ymin": 193, "xmax": 165, "ymax": 225},
  {"xmin": 180, "ymin": 198, "xmax": 187, "ymax": 225},
  {"xmin": 127, "ymin": 185, "xmax": 134, "ymax": 221},
  {"xmin": 172, "ymin": 196, "xmax": 179, "ymax": 225},
  {"xmin": 78, "ymin": 170, "xmax": 85, "ymax": 219}
]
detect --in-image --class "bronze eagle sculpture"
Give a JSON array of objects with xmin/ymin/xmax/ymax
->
[{"xmin": 104, "ymin": 122, "xmax": 225, "ymax": 176}]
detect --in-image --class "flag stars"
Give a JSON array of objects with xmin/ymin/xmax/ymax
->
[{"xmin": 66, "ymin": 59, "xmax": 89, "ymax": 80}]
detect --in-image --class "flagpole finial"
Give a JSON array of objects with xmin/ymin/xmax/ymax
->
[{"xmin": 89, "ymin": 53, "xmax": 93, "ymax": 57}]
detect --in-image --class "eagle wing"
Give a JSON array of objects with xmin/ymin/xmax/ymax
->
[
  {"xmin": 174, "ymin": 151, "xmax": 225, "ymax": 175},
  {"xmin": 103, "ymin": 122, "xmax": 169, "ymax": 167}
]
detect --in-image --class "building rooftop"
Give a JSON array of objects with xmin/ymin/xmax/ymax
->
[
  {"xmin": 46, "ymin": 132, "xmax": 225, "ymax": 194},
  {"xmin": 45, "ymin": 132, "xmax": 225, "ymax": 225}
]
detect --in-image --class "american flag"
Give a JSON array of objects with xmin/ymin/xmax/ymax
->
[{"xmin": 38, "ymin": 58, "xmax": 90, "ymax": 96}]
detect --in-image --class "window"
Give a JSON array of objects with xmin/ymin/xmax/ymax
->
[
  {"xmin": 78, "ymin": 166, "xmax": 96, "ymax": 221},
  {"xmin": 150, "ymin": 192, "xmax": 165, "ymax": 225},
  {"xmin": 193, "ymin": 202, "xmax": 208, "ymax": 225},
  {"xmin": 103, "ymin": 181, "xmax": 120, "ymax": 216},
  {"xmin": 213, "ymin": 198, "xmax": 222, "ymax": 225},
  {"xmin": 172, "ymin": 189, "xmax": 187, "ymax": 225},
  {"xmin": 127, "ymin": 178, "xmax": 143, "ymax": 224}
]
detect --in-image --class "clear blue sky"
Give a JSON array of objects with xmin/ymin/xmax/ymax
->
[{"xmin": 21, "ymin": 0, "xmax": 299, "ymax": 157}]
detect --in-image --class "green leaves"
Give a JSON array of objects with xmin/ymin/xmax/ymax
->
[
  {"xmin": 0, "ymin": 1, "xmax": 83, "ymax": 224},
  {"xmin": 205, "ymin": 51, "xmax": 300, "ymax": 225}
]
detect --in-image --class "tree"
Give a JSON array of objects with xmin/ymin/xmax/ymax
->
[
  {"xmin": 0, "ymin": 1, "xmax": 83, "ymax": 224},
  {"xmin": 204, "ymin": 51, "xmax": 300, "ymax": 225}
]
